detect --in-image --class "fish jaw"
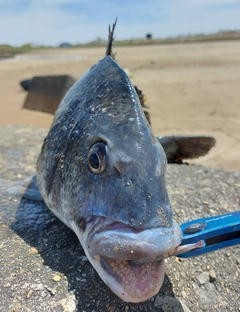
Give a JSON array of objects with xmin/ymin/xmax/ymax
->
[{"xmin": 69, "ymin": 217, "xmax": 181, "ymax": 303}]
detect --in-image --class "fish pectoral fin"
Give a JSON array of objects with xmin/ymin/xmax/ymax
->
[
  {"xmin": 23, "ymin": 175, "xmax": 44, "ymax": 202},
  {"xmin": 157, "ymin": 135, "xmax": 216, "ymax": 163}
]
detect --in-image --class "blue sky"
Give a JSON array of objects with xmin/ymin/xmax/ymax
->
[{"xmin": 1, "ymin": 0, "xmax": 240, "ymax": 46}]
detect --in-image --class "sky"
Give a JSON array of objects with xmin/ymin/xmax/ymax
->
[{"xmin": 1, "ymin": 0, "xmax": 240, "ymax": 46}]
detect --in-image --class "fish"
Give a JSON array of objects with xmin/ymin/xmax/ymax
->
[{"xmin": 36, "ymin": 20, "xmax": 214, "ymax": 303}]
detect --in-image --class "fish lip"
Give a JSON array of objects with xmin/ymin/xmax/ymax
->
[{"xmin": 86, "ymin": 219, "xmax": 182, "ymax": 261}]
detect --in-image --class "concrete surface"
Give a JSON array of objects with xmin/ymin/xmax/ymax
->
[
  {"xmin": 0, "ymin": 125, "xmax": 239, "ymax": 312},
  {"xmin": 23, "ymin": 75, "xmax": 76, "ymax": 114}
]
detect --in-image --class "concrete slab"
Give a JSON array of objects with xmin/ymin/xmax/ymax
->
[{"xmin": 23, "ymin": 75, "xmax": 76, "ymax": 114}]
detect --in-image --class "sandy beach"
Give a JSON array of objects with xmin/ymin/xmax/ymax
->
[{"xmin": 1, "ymin": 40, "xmax": 240, "ymax": 172}]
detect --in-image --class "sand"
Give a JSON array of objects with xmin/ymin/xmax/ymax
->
[{"xmin": 0, "ymin": 40, "xmax": 240, "ymax": 172}]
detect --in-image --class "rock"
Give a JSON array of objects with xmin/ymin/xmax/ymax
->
[
  {"xmin": 154, "ymin": 296, "xmax": 186, "ymax": 311},
  {"xmin": 58, "ymin": 295, "xmax": 76, "ymax": 312},
  {"xmin": 53, "ymin": 275, "xmax": 62, "ymax": 282},
  {"xmin": 197, "ymin": 272, "xmax": 209, "ymax": 285},
  {"xmin": 180, "ymin": 301, "xmax": 192, "ymax": 312},
  {"xmin": 209, "ymin": 269, "xmax": 216, "ymax": 282},
  {"xmin": 26, "ymin": 289, "xmax": 33, "ymax": 299},
  {"xmin": 0, "ymin": 125, "xmax": 239, "ymax": 312}
]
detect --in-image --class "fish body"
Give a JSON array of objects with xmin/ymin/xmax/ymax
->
[{"xmin": 37, "ymin": 48, "xmax": 182, "ymax": 301}]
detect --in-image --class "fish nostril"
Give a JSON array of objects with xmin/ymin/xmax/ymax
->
[
  {"xmin": 126, "ymin": 180, "xmax": 133, "ymax": 186},
  {"xmin": 113, "ymin": 166, "xmax": 121, "ymax": 176}
]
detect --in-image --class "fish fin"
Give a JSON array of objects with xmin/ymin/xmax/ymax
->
[
  {"xmin": 134, "ymin": 86, "xmax": 149, "ymax": 109},
  {"xmin": 106, "ymin": 18, "xmax": 117, "ymax": 58},
  {"xmin": 23, "ymin": 175, "xmax": 44, "ymax": 202},
  {"xmin": 157, "ymin": 135, "xmax": 216, "ymax": 163},
  {"xmin": 134, "ymin": 85, "xmax": 151, "ymax": 125},
  {"xmin": 143, "ymin": 110, "xmax": 151, "ymax": 126}
]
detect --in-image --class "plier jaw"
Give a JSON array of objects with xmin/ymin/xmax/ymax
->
[
  {"xmin": 177, "ymin": 210, "xmax": 240, "ymax": 258},
  {"xmin": 129, "ymin": 211, "xmax": 240, "ymax": 266}
]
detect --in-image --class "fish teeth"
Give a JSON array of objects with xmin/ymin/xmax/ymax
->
[{"xmin": 106, "ymin": 258, "xmax": 160, "ymax": 297}]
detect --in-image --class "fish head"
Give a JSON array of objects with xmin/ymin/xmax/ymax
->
[{"xmin": 37, "ymin": 56, "xmax": 182, "ymax": 303}]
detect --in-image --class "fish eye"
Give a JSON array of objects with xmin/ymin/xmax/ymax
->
[{"xmin": 88, "ymin": 142, "xmax": 107, "ymax": 174}]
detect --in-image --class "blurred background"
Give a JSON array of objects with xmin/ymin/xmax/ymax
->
[{"xmin": 0, "ymin": 0, "xmax": 240, "ymax": 172}]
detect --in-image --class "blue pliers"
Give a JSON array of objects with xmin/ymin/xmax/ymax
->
[{"xmin": 177, "ymin": 210, "xmax": 240, "ymax": 258}]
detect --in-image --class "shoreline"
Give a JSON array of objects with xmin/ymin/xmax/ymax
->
[{"xmin": 1, "ymin": 41, "xmax": 240, "ymax": 173}]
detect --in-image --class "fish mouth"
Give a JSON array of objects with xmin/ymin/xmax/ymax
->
[
  {"xmin": 99, "ymin": 256, "xmax": 165, "ymax": 302},
  {"xmin": 72, "ymin": 218, "xmax": 182, "ymax": 303}
]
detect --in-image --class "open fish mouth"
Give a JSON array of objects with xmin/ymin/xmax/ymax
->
[
  {"xmin": 99, "ymin": 256, "xmax": 165, "ymax": 302},
  {"xmin": 71, "ymin": 218, "xmax": 182, "ymax": 303}
]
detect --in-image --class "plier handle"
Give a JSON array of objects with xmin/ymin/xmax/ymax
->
[{"xmin": 177, "ymin": 210, "xmax": 240, "ymax": 258}]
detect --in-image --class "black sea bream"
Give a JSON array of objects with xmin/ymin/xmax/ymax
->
[{"xmin": 37, "ymin": 22, "xmax": 214, "ymax": 303}]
